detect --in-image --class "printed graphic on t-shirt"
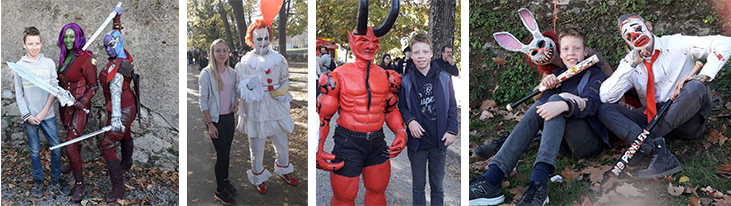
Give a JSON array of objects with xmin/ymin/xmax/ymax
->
[{"xmin": 419, "ymin": 82, "xmax": 437, "ymax": 120}]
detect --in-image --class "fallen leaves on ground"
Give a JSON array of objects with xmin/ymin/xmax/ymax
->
[
  {"xmin": 581, "ymin": 164, "xmax": 612, "ymax": 184},
  {"xmin": 493, "ymin": 57, "xmax": 507, "ymax": 65},
  {"xmin": 507, "ymin": 186, "xmax": 526, "ymax": 203},
  {"xmin": 668, "ymin": 182, "xmax": 685, "ymax": 196},
  {"xmin": 708, "ymin": 128, "xmax": 729, "ymax": 146},
  {"xmin": 718, "ymin": 162, "xmax": 731, "ymax": 178},
  {"xmin": 1, "ymin": 147, "xmax": 178, "ymax": 205},
  {"xmin": 562, "ymin": 165, "xmax": 581, "ymax": 182},
  {"xmin": 689, "ymin": 195, "xmax": 702, "ymax": 206},
  {"xmin": 615, "ymin": 183, "xmax": 644, "ymax": 197}
]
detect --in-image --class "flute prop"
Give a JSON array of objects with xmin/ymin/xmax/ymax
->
[
  {"xmin": 609, "ymin": 61, "xmax": 704, "ymax": 177},
  {"xmin": 506, "ymin": 54, "xmax": 600, "ymax": 111}
]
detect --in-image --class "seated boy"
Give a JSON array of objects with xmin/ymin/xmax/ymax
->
[{"xmin": 469, "ymin": 26, "xmax": 608, "ymax": 206}]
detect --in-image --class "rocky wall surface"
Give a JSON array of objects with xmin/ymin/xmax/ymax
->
[{"xmin": 0, "ymin": 0, "xmax": 179, "ymax": 171}]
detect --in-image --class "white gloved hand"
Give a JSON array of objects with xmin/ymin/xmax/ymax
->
[{"xmin": 111, "ymin": 116, "xmax": 125, "ymax": 132}]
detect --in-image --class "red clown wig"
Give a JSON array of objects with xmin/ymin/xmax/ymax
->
[{"xmin": 245, "ymin": 19, "xmax": 274, "ymax": 47}]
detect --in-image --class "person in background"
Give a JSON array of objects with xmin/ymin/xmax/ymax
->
[{"xmin": 431, "ymin": 45, "xmax": 459, "ymax": 76}]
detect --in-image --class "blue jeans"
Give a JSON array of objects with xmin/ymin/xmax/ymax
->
[
  {"xmin": 24, "ymin": 118, "xmax": 62, "ymax": 182},
  {"xmin": 490, "ymin": 95, "xmax": 602, "ymax": 176},
  {"xmin": 408, "ymin": 147, "xmax": 446, "ymax": 206}
]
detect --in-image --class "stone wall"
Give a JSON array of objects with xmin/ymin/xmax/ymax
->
[{"xmin": 1, "ymin": 0, "xmax": 179, "ymax": 171}]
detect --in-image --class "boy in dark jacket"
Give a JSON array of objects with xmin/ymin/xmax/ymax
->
[
  {"xmin": 469, "ymin": 26, "xmax": 608, "ymax": 206},
  {"xmin": 398, "ymin": 33, "xmax": 459, "ymax": 206}
]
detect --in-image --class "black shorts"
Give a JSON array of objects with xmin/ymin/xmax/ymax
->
[{"xmin": 331, "ymin": 126, "xmax": 390, "ymax": 177}]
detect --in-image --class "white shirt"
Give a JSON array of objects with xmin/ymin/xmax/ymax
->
[{"xmin": 600, "ymin": 34, "xmax": 731, "ymax": 104}]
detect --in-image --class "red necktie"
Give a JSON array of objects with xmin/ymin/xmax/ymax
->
[{"xmin": 643, "ymin": 50, "xmax": 660, "ymax": 123}]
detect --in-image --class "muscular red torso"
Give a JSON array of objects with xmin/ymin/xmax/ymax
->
[
  {"xmin": 99, "ymin": 58, "xmax": 136, "ymax": 110},
  {"xmin": 333, "ymin": 61, "xmax": 393, "ymax": 132}
]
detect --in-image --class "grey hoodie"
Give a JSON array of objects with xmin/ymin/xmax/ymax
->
[{"xmin": 14, "ymin": 53, "xmax": 57, "ymax": 122}]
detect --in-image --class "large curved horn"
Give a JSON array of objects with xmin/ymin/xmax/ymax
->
[
  {"xmin": 373, "ymin": 0, "xmax": 399, "ymax": 37},
  {"xmin": 355, "ymin": 0, "xmax": 369, "ymax": 35}
]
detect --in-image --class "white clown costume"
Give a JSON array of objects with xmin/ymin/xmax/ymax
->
[{"xmin": 235, "ymin": 25, "xmax": 296, "ymax": 192}]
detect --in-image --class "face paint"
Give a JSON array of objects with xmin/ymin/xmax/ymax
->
[
  {"xmin": 252, "ymin": 28, "xmax": 270, "ymax": 55},
  {"xmin": 348, "ymin": 27, "xmax": 380, "ymax": 61},
  {"xmin": 620, "ymin": 17, "xmax": 653, "ymax": 50},
  {"xmin": 64, "ymin": 29, "xmax": 75, "ymax": 51},
  {"xmin": 103, "ymin": 30, "xmax": 126, "ymax": 59}
]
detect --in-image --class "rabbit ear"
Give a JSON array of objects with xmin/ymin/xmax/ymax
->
[
  {"xmin": 493, "ymin": 32, "xmax": 526, "ymax": 52},
  {"xmin": 518, "ymin": 8, "xmax": 540, "ymax": 34}
]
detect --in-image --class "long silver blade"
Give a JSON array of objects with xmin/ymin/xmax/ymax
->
[
  {"xmin": 50, "ymin": 126, "xmax": 113, "ymax": 150},
  {"xmin": 7, "ymin": 62, "xmax": 59, "ymax": 94},
  {"xmin": 83, "ymin": 2, "xmax": 123, "ymax": 51},
  {"xmin": 7, "ymin": 62, "xmax": 77, "ymax": 107}
]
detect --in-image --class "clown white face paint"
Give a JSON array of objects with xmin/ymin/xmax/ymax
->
[
  {"xmin": 253, "ymin": 28, "xmax": 270, "ymax": 55},
  {"xmin": 620, "ymin": 17, "xmax": 654, "ymax": 53}
]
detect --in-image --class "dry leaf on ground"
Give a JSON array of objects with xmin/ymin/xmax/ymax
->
[
  {"xmin": 562, "ymin": 165, "xmax": 581, "ymax": 182},
  {"xmin": 508, "ymin": 186, "xmax": 526, "ymax": 203},
  {"xmin": 689, "ymin": 195, "xmax": 701, "ymax": 206},
  {"xmin": 581, "ymin": 165, "xmax": 611, "ymax": 184},
  {"xmin": 581, "ymin": 195, "xmax": 594, "ymax": 206},
  {"xmin": 668, "ymin": 182, "xmax": 684, "ymax": 196},
  {"xmin": 680, "ymin": 175, "xmax": 690, "ymax": 183},
  {"xmin": 602, "ymin": 176, "xmax": 618, "ymax": 192},
  {"xmin": 493, "ymin": 57, "xmax": 507, "ymax": 65},
  {"xmin": 480, "ymin": 110, "xmax": 494, "ymax": 121},
  {"xmin": 480, "ymin": 100, "xmax": 497, "ymax": 112},
  {"xmin": 615, "ymin": 183, "xmax": 644, "ymax": 197}
]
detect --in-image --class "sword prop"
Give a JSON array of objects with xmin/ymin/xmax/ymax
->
[
  {"xmin": 50, "ymin": 126, "xmax": 113, "ymax": 150},
  {"xmin": 7, "ymin": 62, "xmax": 89, "ymax": 113},
  {"xmin": 610, "ymin": 61, "xmax": 704, "ymax": 176},
  {"xmin": 82, "ymin": 2, "xmax": 122, "ymax": 51},
  {"xmin": 506, "ymin": 54, "xmax": 599, "ymax": 111}
]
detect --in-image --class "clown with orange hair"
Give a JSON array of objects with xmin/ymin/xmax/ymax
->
[{"xmin": 234, "ymin": 11, "xmax": 296, "ymax": 194}]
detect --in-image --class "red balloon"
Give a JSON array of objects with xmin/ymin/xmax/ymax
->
[{"xmin": 260, "ymin": 0, "xmax": 283, "ymax": 25}]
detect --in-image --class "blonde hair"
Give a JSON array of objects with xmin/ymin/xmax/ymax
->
[
  {"xmin": 409, "ymin": 33, "xmax": 432, "ymax": 48},
  {"xmin": 208, "ymin": 39, "xmax": 229, "ymax": 92}
]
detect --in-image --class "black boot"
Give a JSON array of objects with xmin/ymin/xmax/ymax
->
[
  {"xmin": 120, "ymin": 140, "xmax": 134, "ymax": 171},
  {"xmin": 472, "ymin": 136, "xmax": 508, "ymax": 160},
  {"xmin": 105, "ymin": 160, "xmax": 125, "ymax": 202},
  {"xmin": 636, "ymin": 138, "xmax": 682, "ymax": 179},
  {"xmin": 71, "ymin": 170, "xmax": 85, "ymax": 203},
  {"xmin": 61, "ymin": 164, "xmax": 72, "ymax": 174}
]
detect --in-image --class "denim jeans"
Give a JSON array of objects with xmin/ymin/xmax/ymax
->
[
  {"xmin": 408, "ymin": 147, "xmax": 446, "ymax": 206},
  {"xmin": 489, "ymin": 95, "xmax": 602, "ymax": 176},
  {"xmin": 24, "ymin": 117, "xmax": 62, "ymax": 182},
  {"xmin": 597, "ymin": 81, "xmax": 709, "ymax": 145}
]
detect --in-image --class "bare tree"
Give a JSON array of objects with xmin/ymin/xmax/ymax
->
[
  {"xmin": 428, "ymin": 0, "xmax": 455, "ymax": 59},
  {"xmin": 218, "ymin": 0, "xmax": 234, "ymax": 49},
  {"xmin": 229, "ymin": 0, "xmax": 249, "ymax": 51},
  {"xmin": 278, "ymin": 0, "xmax": 291, "ymax": 57}
]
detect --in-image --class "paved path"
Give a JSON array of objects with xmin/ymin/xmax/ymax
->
[{"xmin": 186, "ymin": 62, "xmax": 308, "ymax": 205}]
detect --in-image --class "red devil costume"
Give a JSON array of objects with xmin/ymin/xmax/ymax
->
[
  {"xmin": 316, "ymin": 0, "xmax": 406, "ymax": 205},
  {"xmin": 98, "ymin": 7, "xmax": 139, "ymax": 202}
]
